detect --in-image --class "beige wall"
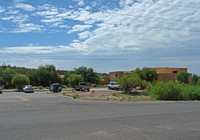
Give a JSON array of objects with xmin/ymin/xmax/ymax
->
[
  {"xmin": 109, "ymin": 71, "xmax": 129, "ymax": 81},
  {"xmin": 152, "ymin": 68, "xmax": 187, "ymax": 74}
]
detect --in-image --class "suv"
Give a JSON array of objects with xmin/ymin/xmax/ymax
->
[
  {"xmin": 108, "ymin": 82, "xmax": 121, "ymax": 90},
  {"xmin": 50, "ymin": 83, "xmax": 62, "ymax": 92},
  {"xmin": 0, "ymin": 85, "xmax": 2, "ymax": 94}
]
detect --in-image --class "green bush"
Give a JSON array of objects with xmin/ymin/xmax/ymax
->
[
  {"xmin": 182, "ymin": 85, "xmax": 200, "ymax": 100},
  {"xmin": 11, "ymin": 74, "xmax": 30, "ymax": 90},
  {"xmin": 150, "ymin": 81, "xmax": 184, "ymax": 100},
  {"xmin": 38, "ymin": 86, "xmax": 44, "ymax": 89}
]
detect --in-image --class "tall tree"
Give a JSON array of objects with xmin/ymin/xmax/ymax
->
[
  {"xmin": 176, "ymin": 71, "xmax": 189, "ymax": 84},
  {"xmin": 74, "ymin": 66, "xmax": 102, "ymax": 84},
  {"xmin": 37, "ymin": 65, "xmax": 60, "ymax": 86},
  {"xmin": 26, "ymin": 70, "xmax": 39, "ymax": 86},
  {"xmin": 0, "ymin": 67, "xmax": 16, "ymax": 87},
  {"xmin": 12, "ymin": 74, "xmax": 30, "ymax": 90},
  {"xmin": 134, "ymin": 67, "xmax": 157, "ymax": 82},
  {"xmin": 192, "ymin": 74, "xmax": 199, "ymax": 85}
]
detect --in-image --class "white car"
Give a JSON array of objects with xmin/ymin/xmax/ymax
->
[
  {"xmin": 108, "ymin": 82, "xmax": 121, "ymax": 90},
  {"xmin": 23, "ymin": 85, "xmax": 34, "ymax": 93}
]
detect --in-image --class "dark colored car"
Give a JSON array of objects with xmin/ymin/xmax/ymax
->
[
  {"xmin": 50, "ymin": 83, "xmax": 62, "ymax": 92},
  {"xmin": 0, "ymin": 85, "xmax": 2, "ymax": 94},
  {"xmin": 23, "ymin": 85, "xmax": 34, "ymax": 93}
]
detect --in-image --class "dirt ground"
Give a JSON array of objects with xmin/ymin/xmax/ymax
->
[{"xmin": 59, "ymin": 88, "xmax": 152, "ymax": 102}]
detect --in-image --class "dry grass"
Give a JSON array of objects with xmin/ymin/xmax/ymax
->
[{"xmin": 59, "ymin": 89, "xmax": 154, "ymax": 102}]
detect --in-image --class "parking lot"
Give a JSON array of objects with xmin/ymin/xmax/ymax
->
[{"xmin": 1, "ymin": 90, "xmax": 200, "ymax": 140}]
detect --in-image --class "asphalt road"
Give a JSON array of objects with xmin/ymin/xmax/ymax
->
[{"xmin": 0, "ymin": 91, "xmax": 200, "ymax": 140}]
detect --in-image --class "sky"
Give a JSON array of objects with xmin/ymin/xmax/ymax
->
[{"xmin": 0, "ymin": 0, "xmax": 200, "ymax": 74}]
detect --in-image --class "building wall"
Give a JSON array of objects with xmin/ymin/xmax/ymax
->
[
  {"xmin": 153, "ymin": 68, "xmax": 192, "ymax": 84},
  {"xmin": 152, "ymin": 68, "xmax": 187, "ymax": 74},
  {"xmin": 109, "ymin": 71, "xmax": 129, "ymax": 81}
]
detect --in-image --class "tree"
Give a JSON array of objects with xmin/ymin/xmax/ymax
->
[
  {"xmin": 134, "ymin": 67, "xmax": 157, "ymax": 82},
  {"xmin": 11, "ymin": 74, "xmax": 30, "ymax": 90},
  {"xmin": 117, "ymin": 73, "xmax": 142, "ymax": 94},
  {"xmin": 176, "ymin": 71, "xmax": 189, "ymax": 84},
  {"xmin": 67, "ymin": 74, "xmax": 84, "ymax": 88},
  {"xmin": 37, "ymin": 65, "xmax": 60, "ymax": 86},
  {"xmin": 71, "ymin": 66, "xmax": 103, "ymax": 84},
  {"xmin": 26, "ymin": 70, "xmax": 39, "ymax": 86},
  {"xmin": 192, "ymin": 74, "xmax": 199, "ymax": 85},
  {"xmin": 0, "ymin": 67, "xmax": 16, "ymax": 87}
]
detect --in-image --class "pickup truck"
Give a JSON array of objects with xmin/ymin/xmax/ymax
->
[{"xmin": 75, "ymin": 82, "xmax": 91, "ymax": 92}]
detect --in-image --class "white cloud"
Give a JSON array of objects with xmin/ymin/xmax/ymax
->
[
  {"xmin": 0, "ymin": 7, "xmax": 5, "ymax": 13},
  {"xmin": 12, "ymin": 23, "xmax": 43, "ymax": 33},
  {"xmin": 15, "ymin": 3, "xmax": 35, "ymax": 11},
  {"xmin": 68, "ymin": 24, "xmax": 92, "ymax": 33},
  {"xmin": 66, "ymin": 0, "xmax": 200, "ymax": 56},
  {"xmin": 0, "ymin": 45, "xmax": 76, "ymax": 54},
  {"xmin": 74, "ymin": 0, "xmax": 84, "ymax": 6},
  {"xmin": 78, "ymin": 31, "xmax": 92, "ymax": 39}
]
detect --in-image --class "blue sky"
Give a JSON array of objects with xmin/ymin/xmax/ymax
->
[{"xmin": 0, "ymin": 0, "xmax": 200, "ymax": 74}]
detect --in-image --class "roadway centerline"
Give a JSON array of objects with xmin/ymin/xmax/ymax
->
[{"xmin": 16, "ymin": 96, "xmax": 30, "ymax": 101}]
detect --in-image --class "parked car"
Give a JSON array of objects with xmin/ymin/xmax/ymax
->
[
  {"xmin": 50, "ymin": 83, "xmax": 62, "ymax": 92},
  {"xmin": 108, "ymin": 82, "xmax": 121, "ymax": 90},
  {"xmin": 0, "ymin": 85, "xmax": 2, "ymax": 94},
  {"xmin": 75, "ymin": 82, "xmax": 91, "ymax": 92},
  {"xmin": 23, "ymin": 85, "xmax": 34, "ymax": 93}
]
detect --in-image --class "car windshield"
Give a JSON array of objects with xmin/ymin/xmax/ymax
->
[{"xmin": 26, "ymin": 85, "xmax": 32, "ymax": 88}]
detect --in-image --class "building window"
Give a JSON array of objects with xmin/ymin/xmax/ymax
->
[
  {"xmin": 110, "ymin": 74, "xmax": 112, "ymax": 78},
  {"xmin": 115, "ymin": 74, "xmax": 118, "ymax": 77},
  {"xmin": 173, "ymin": 71, "xmax": 177, "ymax": 73}
]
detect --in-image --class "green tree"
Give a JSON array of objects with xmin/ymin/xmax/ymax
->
[
  {"xmin": 11, "ymin": 74, "xmax": 30, "ymax": 90},
  {"xmin": 26, "ymin": 70, "xmax": 39, "ymax": 86},
  {"xmin": 74, "ymin": 66, "xmax": 102, "ymax": 84},
  {"xmin": 64, "ymin": 71, "xmax": 75, "ymax": 86},
  {"xmin": 37, "ymin": 65, "xmax": 60, "ymax": 86},
  {"xmin": 176, "ymin": 71, "xmax": 189, "ymax": 84},
  {"xmin": 0, "ymin": 67, "xmax": 16, "ymax": 87},
  {"xmin": 117, "ymin": 73, "xmax": 142, "ymax": 94},
  {"xmin": 67, "ymin": 74, "xmax": 84, "ymax": 88},
  {"xmin": 192, "ymin": 74, "xmax": 199, "ymax": 85},
  {"xmin": 134, "ymin": 67, "xmax": 157, "ymax": 82}
]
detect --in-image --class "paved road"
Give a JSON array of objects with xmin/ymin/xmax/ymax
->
[{"xmin": 0, "ymin": 91, "xmax": 200, "ymax": 140}]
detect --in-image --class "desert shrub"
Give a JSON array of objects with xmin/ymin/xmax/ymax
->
[
  {"xmin": 150, "ymin": 81, "xmax": 184, "ymax": 100},
  {"xmin": 118, "ymin": 73, "xmax": 142, "ymax": 94},
  {"xmin": 182, "ymin": 85, "xmax": 200, "ymax": 100},
  {"xmin": 38, "ymin": 86, "xmax": 44, "ymax": 89},
  {"xmin": 62, "ymin": 85, "xmax": 67, "ymax": 89}
]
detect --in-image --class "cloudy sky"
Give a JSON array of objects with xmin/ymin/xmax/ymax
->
[{"xmin": 0, "ymin": 0, "xmax": 200, "ymax": 74}]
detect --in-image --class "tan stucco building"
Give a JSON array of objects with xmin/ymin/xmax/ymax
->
[
  {"xmin": 109, "ymin": 67, "xmax": 192, "ymax": 84},
  {"xmin": 152, "ymin": 67, "xmax": 192, "ymax": 83}
]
